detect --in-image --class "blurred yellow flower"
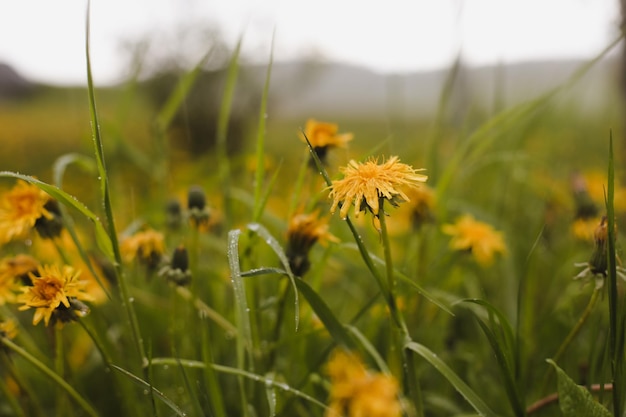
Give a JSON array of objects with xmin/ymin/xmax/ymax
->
[
  {"xmin": 286, "ymin": 211, "xmax": 338, "ymax": 276},
  {"xmin": 0, "ymin": 180, "xmax": 52, "ymax": 244},
  {"xmin": 325, "ymin": 349, "xmax": 401, "ymax": 417},
  {"xmin": 0, "ymin": 254, "xmax": 39, "ymax": 305},
  {"xmin": 301, "ymin": 119, "xmax": 353, "ymax": 149},
  {"xmin": 17, "ymin": 264, "xmax": 94, "ymax": 326},
  {"xmin": 121, "ymin": 229, "xmax": 166, "ymax": 270},
  {"xmin": 329, "ymin": 156, "xmax": 427, "ymax": 219},
  {"xmin": 0, "ymin": 318, "xmax": 18, "ymax": 340},
  {"xmin": 443, "ymin": 214, "xmax": 506, "ymax": 267},
  {"xmin": 406, "ymin": 184, "xmax": 436, "ymax": 228},
  {"xmin": 572, "ymin": 217, "xmax": 602, "ymax": 242}
]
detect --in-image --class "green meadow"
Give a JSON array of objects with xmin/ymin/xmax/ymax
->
[{"xmin": 1, "ymin": 15, "xmax": 626, "ymax": 417}]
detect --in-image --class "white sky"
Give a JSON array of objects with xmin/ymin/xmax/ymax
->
[{"xmin": 0, "ymin": 0, "xmax": 621, "ymax": 85}]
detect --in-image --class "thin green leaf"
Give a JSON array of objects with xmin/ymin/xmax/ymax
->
[
  {"xmin": 546, "ymin": 359, "xmax": 611, "ymax": 417},
  {"xmin": 247, "ymin": 223, "xmax": 299, "ymax": 329},
  {"xmin": 405, "ymin": 341, "xmax": 498, "ymax": 417},
  {"xmin": 606, "ymin": 132, "xmax": 624, "ymax": 416},
  {"xmin": 227, "ymin": 229, "xmax": 254, "ymax": 353},
  {"xmin": 52, "ymin": 153, "xmax": 96, "ymax": 188},
  {"xmin": 346, "ymin": 325, "xmax": 391, "ymax": 375},
  {"xmin": 110, "ymin": 364, "xmax": 186, "ymax": 416},
  {"xmin": 252, "ymin": 30, "xmax": 275, "ymax": 222},
  {"xmin": 150, "ymin": 358, "xmax": 328, "ymax": 410},
  {"xmin": 293, "ymin": 277, "xmax": 354, "ymax": 348},
  {"xmin": 458, "ymin": 299, "xmax": 516, "ymax": 360},
  {"xmin": 265, "ymin": 372, "xmax": 278, "ymax": 417}
]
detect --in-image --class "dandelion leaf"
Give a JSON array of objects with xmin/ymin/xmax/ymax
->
[{"xmin": 546, "ymin": 359, "xmax": 611, "ymax": 417}]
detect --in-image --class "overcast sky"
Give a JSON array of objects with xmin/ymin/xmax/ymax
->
[{"xmin": 0, "ymin": 0, "xmax": 621, "ymax": 85}]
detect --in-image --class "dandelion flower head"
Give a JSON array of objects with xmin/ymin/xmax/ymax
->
[
  {"xmin": 301, "ymin": 119, "xmax": 353, "ymax": 149},
  {"xmin": 325, "ymin": 349, "xmax": 401, "ymax": 417},
  {"xmin": 17, "ymin": 264, "xmax": 94, "ymax": 326},
  {"xmin": 121, "ymin": 229, "xmax": 166, "ymax": 269},
  {"xmin": 442, "ymin": 214, "xmax": 506, "ymax": 267},
  {"xmin": 0, "ymin": 180, "xmax": 52, "ymax": 244},
  {"xmin": 329, "ymin": 156, "xmax": 427, "ymax": 219},
  {"xmin": 0, "ymin": 254, "xmax": 39, "ymax": 305}
]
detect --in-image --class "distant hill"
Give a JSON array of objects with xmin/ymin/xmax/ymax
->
[
  {"xmin": 0, "ymin": 62, "xmax": 33, "ymax": 100},
  {"xmin": 243, "ymin": 57, "xmax": 620, "ymax": 120}
]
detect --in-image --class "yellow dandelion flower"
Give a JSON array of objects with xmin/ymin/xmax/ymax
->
[
  {"xmin": 329, "ymin": 156, "xmax": 427, "ymax": 219},
  {"xmin": 301, "ymin": 119, "xmax": 353, "ymax": 149},
  {"xmin": 0, "ymin": 318, "xmax": 18, "ymax": 340},
  {"xmin": 0, "ymin": 254, "xmax": 39, "ymax": 305},
  {"xmin": 325, "ymin": 349, "xmax": 401, "ymax": 417},
  {"xmin": 121, "ymin": 229, "xmax": 166, "ymax": 270},
  {"xmin": 0, "ymin": 180, "xmax": 52, "ymax": 244},
  {"xmin": 17, "ymin": 264, "xmax": 94, "ymax": 326},
  {"xmin": 406, "ymin": 184, "xmax": 436, "ymax": 228},
  {"xmin": 442, "ymin": 214, "xmax": 506, "ymax": 267},
  {"xmin": 572, "ymin": 216, "xmax": 602, "ymax": 242},
  {"xmin": 286, "ymin": 211, "xmax": 339, "ymax": 276}
]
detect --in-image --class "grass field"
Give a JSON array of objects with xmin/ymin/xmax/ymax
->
[{"xmin": 1, "ymin": 14, "xmax": 626, "ymax": 417}]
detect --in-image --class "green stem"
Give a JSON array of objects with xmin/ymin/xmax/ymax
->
[
  {"xmin": 0, "ymin": 336, "xmax": 98, "ymax": 417},
  {"xmin": 540, "ymin": 287, "xmax": 601, "ymax": 393},
  {"xmin": 54, "ymin": 326, "xmax": 71, "ymax": 417}
]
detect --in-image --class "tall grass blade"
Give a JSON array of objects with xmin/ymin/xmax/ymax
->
[
  {"xmin": 110, "ymin": 364, "xmax": 186, "ymax": 416},
  {"xmin": 85, "ymin": 0, "xmax": 145, "ymax": 365},
  {"xmin": 405, "ymin": 341, "xmax": 498, "ymax": 417},
  {"xmin": 606, "ymin": 132, "xmax": 624, "ymax": 416},
  {"xmin": 227, "ymin": 229, "xmax": 254, "ymax": 355},
  {"xmin": 247, "ymin": 222, "xmax": 299, "ymax": 329},
  {"xmin": 252, "ymin": 30, "xmax": 275, "ymax": 223},
  {"xmin": 216, "ymin": 37, "xmax": 243, "ymax": 227}
]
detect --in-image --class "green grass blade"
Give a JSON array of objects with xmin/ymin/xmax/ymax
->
[
  {"xmin": 0, "ymin": 172, "xmax": 113, "ymax": 259},
  {"xmin": 52, "ymin": 153, "xmax": 96, "ymax": 188},
  {"xmin": 247, "ymin": 222, "xmax": 299, "ymax": 329},
  {"xmin": 85, "ymin": 0, "xmax": 145, "ymax": 366},
  {"xmin": 150, "ymin": 358, "xmax": 329, "ymax": 411},
  {"xmin": 217, "ymin": 37, "xmax": 242, "ymax": 227},
  {"xmin": 1, "ymin": 337, "xmax": 98, "ymax": 417},
  {"xmin": 227, "ymin": 229, "xmax": 254, "ymax": 353},
  {"xmin": 345, "ymin": 325, "xmax": 391, "ymax": 374},
  {"xmin": 110, "ymin": 364, "xmax": 186, "ymax": 416},
  {"xmin": 252, "ymin": 31, "xmax": 275, "ymax": 223},
  {"xmin": 293, "ymin": 276, "xmax": 354, "ymax": 348},
  {"xmin": 405, "ymin": 341, "xmax": 498, "ymax": 417},
  {"xmin": 606, "ymin": 132, "xmax": 624, "ymax": 416},
  {"xmin": 200, "ymin": 320, "xmax": 226, "ymax": 417}
]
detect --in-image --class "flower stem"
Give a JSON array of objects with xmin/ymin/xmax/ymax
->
[
  {"xmin": 0, "ymin": 336, "xmax": 98, "ymax": 417},
  {"xmin": 540, "ymin": 287, "xmax": 600, "ymax": 393}
]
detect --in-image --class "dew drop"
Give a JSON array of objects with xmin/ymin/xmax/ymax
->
[{"xmin": 128, "ymin": 297, "xmax": 135, "ymax": 303}]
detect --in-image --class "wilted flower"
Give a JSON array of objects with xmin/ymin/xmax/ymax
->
[
  {"xmin": 286, "ymin": 211, "xmax": 338, "ymax": 276},
  {"xmin": 325, "ymin": 349, "xmax": 401, "ymax": 417},
  {"xmin": 329, "ymin": 156, "xmax": 427, "ymax": 220},
  {"xmin": 159, "ymin": 245, "xmax": 192, "ymax": 286},
  {"xmin": 187, "ymin": 185, "xmax": 210, "ymax": 229},
  {"xmin": 301, "ymin": 119, "xmax": 353, "ymax": 164},
  {"xmin": 0, "ymin": 180, "xmax": 53, "ymax": 244},
  {"xmin": 574, "ymin": 216, "xmax": 626, "ymax": 287},
  {"xmin": 442, "ymin": 214, "xmax": 506, "ymax": 267},
  {"xmin": 0, "ymin": 254, "xmax": 39, "ymax": 304},
  {"xmin": 121, "ymin": 229, "xmax": 166, "ymax": 271},
  {"xmin": 0, "ymin": 318, "xmax": 18, "ymax": 340},
  {"xmin": 17, "ymin": 264, "xmax": 93, "ymax": 327},
  {"xmin": 165, "ymin": 198, "xmax": 183, "ymax": 230}
]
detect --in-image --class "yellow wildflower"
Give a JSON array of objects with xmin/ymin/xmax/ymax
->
[
  {"xmin": 0, "ymin": 254, "xmax": 39, "ymax": 305},
  {"xmin": 286, "ymin": 211, "xmax": 338, "ymax": 276},
  {"xmin": 325, "ymin": 349, "xmax": 401, "ymax": 417},
  {"xmin": 17, "ymin": 264, "xmax": 93, "ymax": 326},
  {"xmin": 0, "ymin": 318, "xmax": 18, "ymax": 340},
  {"xmin": 301, "ymin": 119, "xmax": 353, "ymax": 149},
  {"xmin": 572, "ymin": 217, "xmax": 602, "ymax": 242},
  {"xmin": 442, "ymin": 214, "xmax": 506, "ymax": 267},
  {"xmin": 329, "ymin": 156, "xmax": 427, "ymax": 219},
  {"xmin": 0, "ymin": 180, "xmax": 52, "ymax": 244},
  {"xmin": 121, "ymin": 229, "xmax": 166, "ymax": 270},
  {"xmin": 406, "ymin": 184, "xmax": 436, "ymax": 228}
]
